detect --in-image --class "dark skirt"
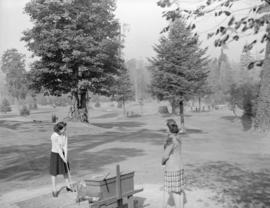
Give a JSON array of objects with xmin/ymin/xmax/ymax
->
[{"xmin": 49, "ymin": 152, "xmax": 69, "ymax": 176}]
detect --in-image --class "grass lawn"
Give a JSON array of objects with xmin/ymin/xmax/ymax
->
[{"xmin": 0, "ymin": 103, "xmax": 270, "ymax": 208}]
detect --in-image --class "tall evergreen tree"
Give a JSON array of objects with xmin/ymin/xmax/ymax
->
[
  {"xmin": 111, "ymin": 66, "xmax": 134, "ymax": 115},
  {"xmin": 150, "ymin": 19, "xmax": 209, "ymax": 128},
  {"xmin": 0, "ymin": 49, "xmax": 28, "ymax": 103},
  {"xmin": 218, "ymin": 49, "xmax": 234, "ymax": 94},
  {"xmin": 22, "ymin": 0, "xmax": 122, "ymax": 122}
]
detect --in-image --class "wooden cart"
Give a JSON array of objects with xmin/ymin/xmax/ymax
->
[{"xmin": 76, "ymin": 165, "xmax": 143, "ymax": 208}]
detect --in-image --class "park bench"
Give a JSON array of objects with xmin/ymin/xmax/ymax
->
[{"xmin": 76, "ymin": 165, "xmax": 143, "ymax": 208}]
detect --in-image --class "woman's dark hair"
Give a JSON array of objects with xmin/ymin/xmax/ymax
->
[
  {"xmin": 166, "ymin": 119, "xmax": 179, "ymax": 134},
  {"xmin": 53, "ymin": 121, "xmax": 67, "ymax": 134}
]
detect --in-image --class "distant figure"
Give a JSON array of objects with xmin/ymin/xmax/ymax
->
[
  {"xmin": 50, "ymin": 121, "xmax": 73, "ymax": 197},
  {"xmin": 162, "ymin": 119, "xmax": 186, "ymax": 208}
]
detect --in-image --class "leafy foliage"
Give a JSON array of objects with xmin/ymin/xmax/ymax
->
[
  {"xmin": 22, "ymin": 0, "xmax": 123, "ymax": 122},
  {"xmin": 229, "ymin": 82, "xmax": 259, "ymax": 117},
  {"xmin": 22, "ymin": 0, "xmax": 122, "ymax": 96},
  {"xmin": 157, "ymin": 0, "xmax": 270, "ymax": 130},
  {"xmin": 20, "ymin": 105, "xmax": 30, "ymax": 116},
  {"xmin": 157, "ymin": 0, "xmax": 270, "ymax": 69},
  {"xmin": 52, "ymin": 114, "xmax": 58, "ymax": 123},
  {"xmin": 111, "ymin": 66, "xmax": 134, "ymax": 104},
  {"xmin": 0, "ymin": 98, "xmax": 12, "ymax": 113},
  {"xmin": 0, "ymin": 49, "xmax": 28, "ymax": 100},
  {"xmin": 149, "ymin": 19, "xmax": 209, "ymax": 106},
  {"xmin": 94, "ymin": 101, "xmax": 101, "ymax": 108},
  {"xmin": 126, "ymin": 59, "xmax": 151, "ymax": 102},
  {"xmin": 206, "ymin": 54, "xmax": 234, "ymax": 104}
]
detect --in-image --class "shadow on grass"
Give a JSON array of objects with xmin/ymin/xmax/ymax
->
[
  {"xmin": 0, "ymin": 128, "xmax": 198, "ymax": 183},
  {"xmin": 161, "ymin": 114, "xmax": 192, "ymax": 118},
  {"xmin": 241, "ymin": 114, "xmax": 253, "ymax": 131},
  {"xmin": 0, "ymin": 120, "xmax": 53, "ymax": 130},
  {"xmin": 221, "ymin": 115, "xmax": 253, "ymax": 131},
  {"xmin": 71, "ymin": 148, "xmax": 145, "ymax": 174},
  {"xmin": 91, "ymin": 121, "xmax": 145, "ymax": 129},
  {"xmin": 158, "ymin": 128, "xmax": 205, "ymax": 135},
  {"xmin": 0, "ymin": 114, "xmax": 18, "ymax": 119},
  {"xmin": 30, "ymin": 110, "xmax": 53, "ymax": 115},
  {"xmin": 221, "ymin": 116, "xmax": 238, "ymax": 123},
  {"xmin": 0, "ymin": 130, "xmax": 154, "ymax": 182},
  {"xmin": 92, "ymin": 112, "xmax": 119, "ymax": 119},
  {"xmin": 0, "ymin": 141, "xmax": 144, "ymax": 182},
  {"xmin": 186, "ymin": 161, "xmax": 270, "ymax": 206}
]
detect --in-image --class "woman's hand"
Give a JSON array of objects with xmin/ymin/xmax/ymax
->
[
  {"xmin": 62, "ymin": 157, "xmax": 67, "ymax": 163},
  {"xmin": 161, "ymin": 157, "xmax": 168, "ymax": 165}
]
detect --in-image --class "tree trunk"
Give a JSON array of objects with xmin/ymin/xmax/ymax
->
[
  {"xmin": 139, "ymin": 98, "xmax": 143, "ymax": 115},
  {"xmin": 69, "ymin": 89, "xmax": 89, "ymax": 123},
  {"xmin": 122, "ymin": 97, "xmax": 126, "ymax": 116},
  {"xmin": 198, "ymin": 96, "xmax": 201, "ymax": 112},
  {"xmin": 179, "ymin": 97, "xmax": 184, "ymax": 129},
  {"xmin": 255, "ymin": 27, "xmax": 270, "ymax": 131},
  {"xmin": 170, "ymin": 98, "xmax": 177, "ymax": 114}
]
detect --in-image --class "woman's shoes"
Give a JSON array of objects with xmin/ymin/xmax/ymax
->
[
  {"xmin": 66, "ymin": 186, "xmax": 75, "ymax": 192},
  {"xmin": 52, "ymin": 191, "xmax": 58, "ymax": 198}
]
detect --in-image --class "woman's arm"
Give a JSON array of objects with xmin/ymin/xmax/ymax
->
[
  {"xmin": 64, "ymin": 136, "xmax": 68, "ymax": 161},
  {"xmin": 161, "ymin": 143, "xmax": 174, "ymax": 165}
]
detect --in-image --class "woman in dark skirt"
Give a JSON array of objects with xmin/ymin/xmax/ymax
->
[
  {"xmin": 50, "ymin": 121, "xmax": 73, "ymax": 197},
  {"xmin": 162, "ymin": 119, "xmax": 186, "ymax": 208}
]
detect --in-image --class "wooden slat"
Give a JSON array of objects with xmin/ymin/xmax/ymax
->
[
  {"xmin": 116, "ymin": 165, "xmax": 122, "ymax": 200},
  {"xmin": 88, "ymin": 189, "xmax": 144, "ymax": 207},
  {"xmin": 127, "ymin": 196, "xmax": 134, "ymax": 208}
]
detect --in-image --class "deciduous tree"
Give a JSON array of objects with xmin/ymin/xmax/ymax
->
[
  {"xmin": 22, "ymin": 0, "xmax": 122, "ymax": 122},
  {"xmin": 0, "ymin": 49, "xmax": 28, "ymax": 103}
]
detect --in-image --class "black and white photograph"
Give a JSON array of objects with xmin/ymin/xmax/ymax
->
[{"xmin": 1, "ymin": 0, "xmax": 270, "ymax": 207}]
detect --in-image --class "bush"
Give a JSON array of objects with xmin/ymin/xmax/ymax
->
[
  {"xmin": 0, "ymin": 98, "xmax": 12, "ymax": 113},
  {"xmin": 126, "ymin": 111, "xmax": 141, "ymax": 118},
  {"xmin": 29, "ymin": 103, "xmax": 38, "ymax": 110},
  {"xmin": 20, "ymin": 105, "xmax": 30, "ymax": 116},
  {"xmin": 117, "ymin": 102, "xmax": 122, "ymax": 108},
  {"xmin": 228, "ymin": 83, "xmax": 259, "ymax": 117},
  {"xmin": 52, "ymin": 114, "xmax": 58, "ymax": 123},
  {"xmin": 94, "ymin": 102, "xmax": 101, "ymax": 108},
  {"xmin": 158, "ymin": 106, "xmax": 169, "ymax": 114}
]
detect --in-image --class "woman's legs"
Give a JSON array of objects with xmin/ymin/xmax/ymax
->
[
  {"xmin": 51, "ymin": 175, "xmax": 57, "ymax": 192},
  {"xmin": 172, "ymin": 192, "xmax": 184, "ymax": 208},
  {"xmin": 163, "ymin": 191, "xmax": 170, "ymax": 208},
  {"xmin": 63, "ymin": 173, "xmax": 72, "ymax": 188}
]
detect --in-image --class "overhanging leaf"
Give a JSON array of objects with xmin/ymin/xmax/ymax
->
[
  {"xmin": 256, "ymin": 60, "xmax": 264, "ymax": 67},
  {"xmin": 224, "ymin": 11, "xmax": 231, "ymax": 16},
  {"xmin": 261, "ymin": 34, "xmax": 267, "ymax": 43},
  {"xmin": 207, "ymin": 32, "xmax": 214, "ymax": 39},
  {"xmin": 222, "ymin": 34, "xmax": 229, "ymax": 44},
  {"xmin": 233, "ymin": 35, "xmax": 239, "ymax": 41},
  {"xmin": 228, "ymin": 16, "xmax": 235, "ymax": 26},
  {"xmin": 247, "ymin": 62, "xmax": 255, "ymax": 70},
  {"xmin": 259, "ymin": 48, "xmax": 265, "ymax": 54},
  {"xmin": 220, "ymin": 26, "xmax": 226, "ymax": 34}
]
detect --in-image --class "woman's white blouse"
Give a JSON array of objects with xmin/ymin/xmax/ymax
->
[{"xmin": 51, "ymin": 132, "xmax": 67, "ymax": 154}]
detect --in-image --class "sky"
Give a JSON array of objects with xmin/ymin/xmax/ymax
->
[{"xmin": 0, "ymin": 0, "xmax": 264, "ymax": 68}]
